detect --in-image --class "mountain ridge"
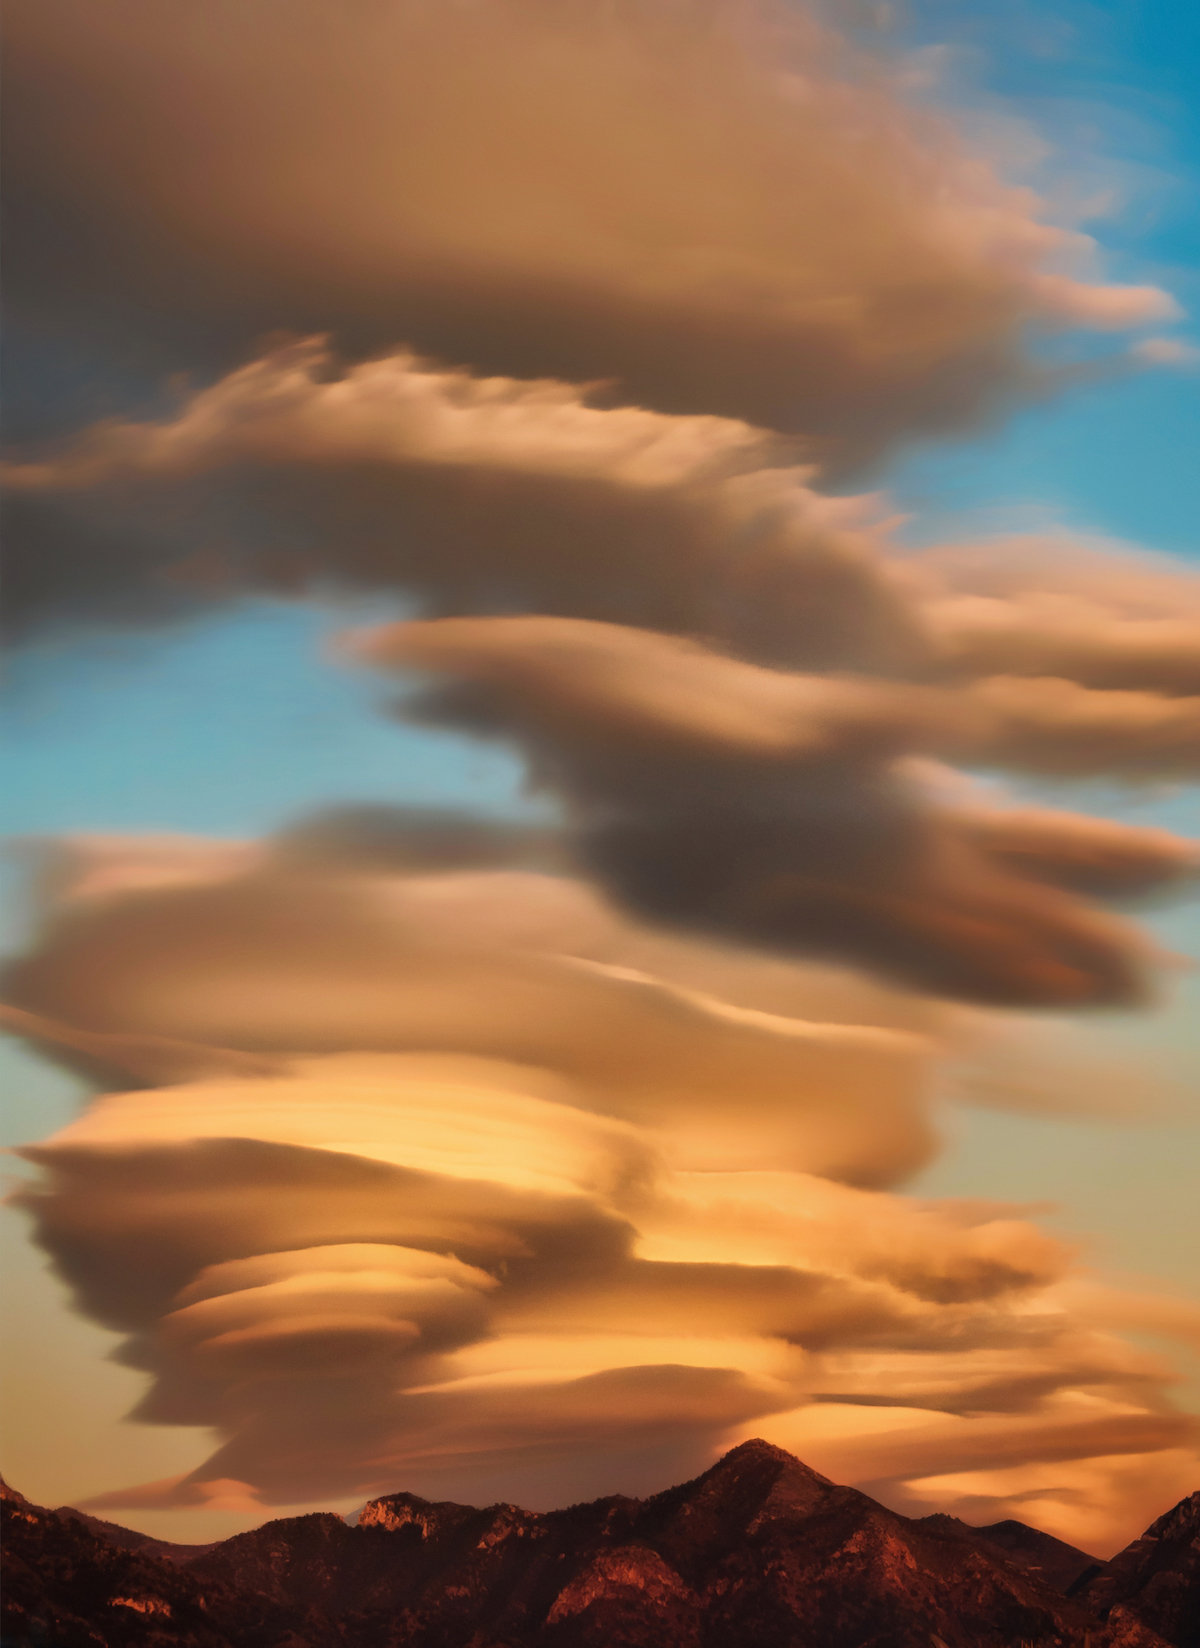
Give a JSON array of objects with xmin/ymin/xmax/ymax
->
[
  {"xmin": 915, "ymin": 1509, "xmax": 1103, "ymax": 1594},
  {"xmin": 2, "ymin": 1445, "xmax": 1195, "ymax": 1647},
  {"xmin": 1070, "ymin": 1491, "xmax": 1200, "ymax": 1648}
]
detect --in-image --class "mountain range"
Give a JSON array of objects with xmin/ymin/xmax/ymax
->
[{"xmin": 3, "ymin": 1440, "xmax": 1196, "ymax": 1647}]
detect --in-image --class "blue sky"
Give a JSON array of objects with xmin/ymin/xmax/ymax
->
[{"xmin": 876, "ymin": 0, "xmax": 1199, "ymax": 558}]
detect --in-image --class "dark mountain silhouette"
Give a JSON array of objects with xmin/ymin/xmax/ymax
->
[
  {"xmin": 1071, "ymin": 1491, "xmax": 1200, "ymax": 1648},
  {"xmin": 3, "ymin": 1445, "xmax": 1195, "ymax": 1647},
  {"xmin": 917, "ymin": 1510, "xmax": 1101, "ymax": 1593},
  {"xmin": 50, "ymin": 1504, "xmax": 216, "ymax": 1566}
]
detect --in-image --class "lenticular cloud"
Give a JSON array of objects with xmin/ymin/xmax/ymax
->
[
  {"xmin": 3, "ymin": 823, "xmax": 1197, "ymax": 1530},
  {"xmin": 2, "ymin": 0, "xmax": 1174, "ymax": 472},
  {"xmin": 2, "ymin": 0, "xmax": 1199, "ymax": 1552}
]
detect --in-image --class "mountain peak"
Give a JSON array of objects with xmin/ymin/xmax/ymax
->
[
  {"xmin": 717, "ymin": 1437, "xmax": 828, "ymax": 1474},
  {"xmin": 626, "ymin": 1435, "xmax": 843, "ymax": 1549},
  {"xmin": 700, "ymin": 1436, "xmax": 839, "ymax": 1497},
  {"xmin": 1144, "ymin": 1489, "xmax": 1200, "ymax": 1543},
  {"xmin": 358, "ymin": 1487, "xmax": 482, "ymax": 1537}
]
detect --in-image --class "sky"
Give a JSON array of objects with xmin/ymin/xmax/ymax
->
[{"xmin": 0, "ymin": 0, "xmax": 1197, "ymax": 1555}]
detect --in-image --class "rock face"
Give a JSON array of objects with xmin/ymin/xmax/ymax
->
[
  {"xmin": 1072, "ymin": 1491, "xmax": 1200, "ymax": 1648},
  {"xmin": 3, "ymin": 1444, "xmax": 1195, "ymax": 1647}
]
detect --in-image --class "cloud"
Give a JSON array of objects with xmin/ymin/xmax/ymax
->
[
  {"xmin": 11, "ymin": 1043, "xmax": 1187, "ymax": 1519},
  {"xmin": 1131, "ymin": 337, "xmax": 1200, "ymax": 368},
  {"xmin": 3, "ymin": 0, "xmax": 1173, "ymax": 474},
  {"xmin": 945, "ymin": 806, "xmax": 1200, "ymax": 899},
  {"xmin": 1, "ymin": 832, "xmax": 938, "ymax": 1187},
  {"xmin": 361, "ymin": 611, "xmax": 1200, "ymax": 779},
  {"xmin": 964, "ymin": 674, "xmax": 1200, "ymax": 778},
  {"xmin": 753, "ymin": 1399, "xmax": 1200, "ymax": 1556},
  {"xmin": 352, "ymin": 614, "xmax": 1196, "ymax": 1004},
  {"xmin": 9, "ymin": 345, "xmax": 1200, "ymax": 716},
  {"xmin": 1, "ymin": 339, "xmax": 920, "ymax": 665},
  {"xmin": 2, "ymin": 0, "xmax": 1196, "ymax": 1549},
  {"xmin": 2, "ymin": 361, "xmax": 1195, "ymax": 1536},
  {"xmin": 907, "ymin": 536, "xmax": 1200, "ymax": 695},
  {"xmin": 4, "ymin": 828, "xmax": 1194, "ymax": 1529}
]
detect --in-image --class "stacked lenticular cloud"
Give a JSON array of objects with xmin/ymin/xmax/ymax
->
[
  {"xmin": 3, "ymin": 804, "xmax": 1196, "ymax": 1532},
  {"xmin": 2, "ymin": 0, "xmax": 1198, "ymax": 1550}
]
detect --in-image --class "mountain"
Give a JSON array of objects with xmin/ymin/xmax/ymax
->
[
  {"xmin": 1, "ymin": 1479, "xmax": 317, "ymax": 1648},
  {"xmin": 1071, "ymin": 1491, "xmax": 1200, "ymax": 1648},
  {"xmin": 51, "ymin": 1505, "xmax": 216, "ymax": 1566},
  {"xmin": 917, "ymin": 1510, "xmax": 1101, "ymax": 1592},
  {"xmin": 3, "ymin": 1444, "xmax": 1194, "ymax": 1648}
]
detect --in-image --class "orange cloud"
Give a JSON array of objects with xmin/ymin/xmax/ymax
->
[{"xmin": 4, "ymin": 831, "xmax": 1195, "ymax": 1527}]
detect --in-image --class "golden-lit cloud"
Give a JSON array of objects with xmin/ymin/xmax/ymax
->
[
  {"xmin": 752, "ymin": 1400, "xmax": 1200, "ymax": 1557},
  {"xmin": 2, "ymin": 0, "xmax": 1197, "ymax": 1558},
  {"xmin": 5, "ymin": 830, "xmax": 1197, "ymax": 1536},
  {"xmin": 359, "ymin": 611, "xmax": 1200, "ymax": 780},
  {"xmin": 2, "ymin": 835, "xmax": 939, "ymax": 1186},
  {"xmin": 946, "ymin": 805, "xmax": 1200, "ymax": 899}
]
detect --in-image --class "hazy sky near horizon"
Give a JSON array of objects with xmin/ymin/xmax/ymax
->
[{"xmin": 1, "ymin": 0, "xmax": 1197, "ymax": 1555}]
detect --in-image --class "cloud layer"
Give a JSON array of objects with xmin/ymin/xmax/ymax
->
[
  {"xmin": 4, "ymin": 830, "xmax": 1197, "ymax": 1539},
  {"xmin": 3, "ymin": 0, "xmax": 1174, "ymax": 467},
  {"xmin": 9, "ymin": 340, "xmax": 1200, "ymax": 700},
  {"xmin": 6, "ymin": 340, "xmax": 1198, "ymax": 1009},
  {"xmin": 353, "ymin": 612, "xmax": 1197, "ymax": 1004},
  {"xmin": 2, "ymin": 0, "xmax": 1197, "ymax": 1555}
]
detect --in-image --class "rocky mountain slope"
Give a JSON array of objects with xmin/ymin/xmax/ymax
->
[
  {"xmin": 3, "ymin": 1443, "xmax": 1195, "ymax": 1647},
  {"xmin": 1071, "ymin": 1491, "xmax": 1200, "ymax": 1648}
]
